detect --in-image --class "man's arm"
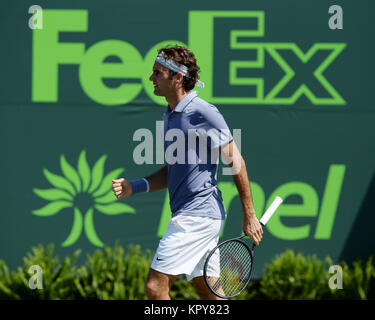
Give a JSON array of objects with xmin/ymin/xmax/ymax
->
[
  {"xmin": 112, "ymin": 165, "xmax": 168, "ymax": 200},
  {"xmin": 145, "ymin": 165, "xmax": 168, "ymax": 192},
  {"xmin": 220, "ymin": 141, "xmax": 263, "ymax": 245}
]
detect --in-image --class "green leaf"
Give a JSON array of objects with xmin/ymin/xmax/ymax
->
[
  {"xmin": 94, "ymin": 190, "xmax": 117, "ymax": 204},
  {"xmin": 62, "ymin": 207, "xmax": 84, "ymax": 247},
  {"xmin": 84, "ymin": 208, "xmax": 104, "ymax": 247},
  {"xmin": 74, "ymin": 277, "xmax": 87, "ymax": 298},
  {"xmin": 78, "ymin": 150, "xmax": 91, "ymax": 192},
  {"xmin": 88, "ymin": 155, "xmax": 107, "ymax": 194},
  {"xmin": 60, "ymin": 155, "xmax": 82, "ymax": 193},
  {"xmin": 95, "ymin": 203, "xmax": 135, "ymax": 215},
  {"xmin": 43, "ymin": 168, "xmax": 76, "ymax": 196},
  {"xmin": 33, "ymin": 188, "xmax": 73, "ymax": 201},
  {"xmin": 92, "ymin": 168, "xmax": 124, "ymax": 198},
  {"xmin": 32, "ymin": 201, "xmax": 73, "ymax": 216}
]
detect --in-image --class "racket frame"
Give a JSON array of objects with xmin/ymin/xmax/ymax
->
[{"xmin": 203, "ymin": 195, "xmax": 283, "ymax": 299}]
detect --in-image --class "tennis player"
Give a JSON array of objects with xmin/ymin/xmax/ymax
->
[{"xmin": 112, "ymin": 45, "xmax": 263, "ymax": 300}]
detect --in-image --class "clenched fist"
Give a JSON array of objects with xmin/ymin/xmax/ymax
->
[{"xmin": 112, "ymin": 178, "xmax": 133, "ymax": 200}]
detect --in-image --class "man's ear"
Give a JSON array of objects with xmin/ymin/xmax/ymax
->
[
  {"xmin": 176, "ymin": 72, "xmax": 184, "ymax": 86},
  {"xmin": 171, "ymin": 72, "xmax": 184, "ymax": 90}
]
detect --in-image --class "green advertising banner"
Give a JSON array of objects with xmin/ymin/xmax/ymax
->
[{"xmin": 1, "ymin": 0, "xmax": 374, "ymax": 280}]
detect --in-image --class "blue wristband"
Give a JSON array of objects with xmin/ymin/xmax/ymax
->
[{"xmin": 130, "ymin": 178, "xmax": 149, "ymax": 194}]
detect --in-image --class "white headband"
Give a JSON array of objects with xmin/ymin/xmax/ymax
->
[{"xmin": 155, "ymin": 53, "xmax": 205, "ymax": 88}]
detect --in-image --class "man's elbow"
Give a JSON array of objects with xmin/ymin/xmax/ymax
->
[
  {"xmin": 232, "ymin": 156, "xmax": 244, "ymax": 175},
  {"xmin": 223, "ymin": 154, "xmax": 243, "ymax": 176}
]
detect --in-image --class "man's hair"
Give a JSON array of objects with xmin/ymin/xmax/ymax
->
[{"xmin": 157, "ymin": 45, "xmax": 200, "ymax": 91}]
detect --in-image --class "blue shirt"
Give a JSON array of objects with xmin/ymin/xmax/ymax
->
[{"xmin": 163, "ymin": 91, "xmax": 233, "ymax": 220}]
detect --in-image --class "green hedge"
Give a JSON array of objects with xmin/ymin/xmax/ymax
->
[{"xmin": 0, "ymin": 244, "xmax": 374, "ymax": 300}]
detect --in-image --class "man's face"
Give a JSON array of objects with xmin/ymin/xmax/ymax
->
[{"xmin": 149, "ymin": 62, "xmax": 174, "ymax": 96}]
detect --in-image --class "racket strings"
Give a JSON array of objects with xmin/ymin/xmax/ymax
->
[
  {"xmin": 206, "ymin": 240, "xmax": 252, "ymax": 297},
  {"xmin": 219, "ymin": 242, "xmax": 251, "ymax": 295}
]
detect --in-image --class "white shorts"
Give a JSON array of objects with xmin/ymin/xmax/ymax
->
[{"xmin": 150, "ymin": 215, "xmax": 224, "ymax": 282}]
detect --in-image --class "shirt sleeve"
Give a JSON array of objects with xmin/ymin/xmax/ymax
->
[{"xmin": 198, "ymin": 105, "xmax": 233, "ymax": 149}]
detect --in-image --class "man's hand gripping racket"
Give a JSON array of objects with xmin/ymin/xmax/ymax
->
[{"xmin": 203, "ymin": 196, "xmax": 283, "ymax": 299}]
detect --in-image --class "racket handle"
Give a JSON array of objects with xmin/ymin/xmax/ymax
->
[{"xmin": 259, "ymin": 196, "xmax": 283, "ymax": 226}]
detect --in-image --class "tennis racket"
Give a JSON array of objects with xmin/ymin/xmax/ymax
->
[{"xmin": 203, "ymin": 196, "xmax": 283, "ymax": 299}]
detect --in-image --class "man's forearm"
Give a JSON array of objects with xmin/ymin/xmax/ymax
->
[
  {"xmin": 221, "ymin": 141, "xmax": 256, "ymax": 218},
  {"xmin": 221, "ymin": 141, "xmax": 262, "ymax": 243},
  {"xmin": 232, "ymin": 157, "xmax": 256, "ymax": 218},
  {"xmin": 145, "ymin": 165, "xmax": 168, "ymax": 192}
]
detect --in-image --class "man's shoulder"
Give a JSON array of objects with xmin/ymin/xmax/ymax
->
[{"xmin": 186, "ymin": 96, "xmax": 219, "ymax": 114}]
